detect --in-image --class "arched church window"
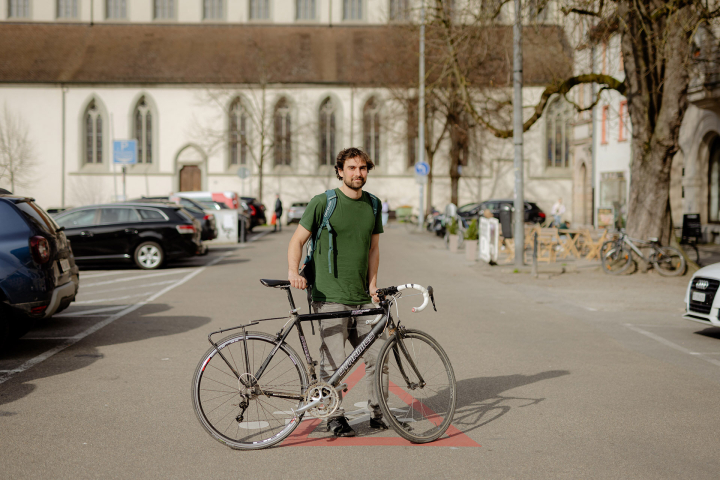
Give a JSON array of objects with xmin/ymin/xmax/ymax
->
[
  {"xmin": 363, "ymin": 97, "xmax": 381, "ymax": 165},
  {"xmin": 546, "ymin": 98, "xmax": 571, "ymax": 168},
  {"xmin": 229, "ymin": 98, "xmax": 248, "ymax": 166},
  {"xmin": 134, "ymin": 96, "xmax": 153, "ymax": 164},
  {"xmin": 274, "ymin": 98, "xmax": 292, "ymax": 167},
  {"xmin": 319, "ymin": 97, "xmax": 336, "ymax": 166},
  {"xmin": 85, "ymin": 100, "xmax": 103, "ymax": 164}
]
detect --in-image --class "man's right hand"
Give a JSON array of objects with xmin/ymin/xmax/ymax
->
[{"xmin": 289, "ymin": 269, "xmax": 307, "ymax": 290}]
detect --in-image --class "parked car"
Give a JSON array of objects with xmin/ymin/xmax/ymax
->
[
  {"xmin": 457, "ymin": 200, "xmax": 546, "ymax": 224},
  {"xmin": 175, "ymin": 191, "xmax": 251, "ymax": 233},
  {"xmin": 129, "ymin": 196, "xmax": 218, "ymax": 241},
  {"xmin": 0, "ymin": 194, "xmax": 79, "ymax": 350},
  {"xmin": 53, "ymin": 203, "xmax": 202, "ymax": 270},
  {"xmin": 241, "ymin": 197, "xmax": 267, "ymax": 229},
  {"xmin": 287, "ymin": 202, "xmax": 308, "ymax": 225},
  {"xmin": 684, "ymin": 263, "xmax": 720, "ymax": 327}
]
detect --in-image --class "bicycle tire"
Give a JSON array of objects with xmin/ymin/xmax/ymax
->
[
  {"xmin": 601, "ymin": 240, "xmax": 633, "ymax": 275},
  {"xmin": 682, "ymin": 243, "xmax": 700, "ymax": 266},
  {"xmin": 191, "ymin": 332, "xmax": 309, "ymax": 450},
  {"xmin": 374, "ymin": 329, "xmax": 457, "ymax": 444},
  {"xmin": 653, "ymin": 246, "xmax": 686, "ymax": 277}
]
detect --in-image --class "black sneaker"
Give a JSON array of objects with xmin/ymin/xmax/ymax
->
[
  {"xmin": 369, "ymin": 417, "xmax": 389, "ymax": 430},
  {"xmin": 326, "ymin": 417, "xmax": 356, "ymax": 437}
]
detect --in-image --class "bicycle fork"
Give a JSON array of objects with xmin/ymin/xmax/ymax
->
[{"xmin": 391, "ymin": 325, "xmax": 426, "ymax": 390}]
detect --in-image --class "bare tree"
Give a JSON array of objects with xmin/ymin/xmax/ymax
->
[{"xmin": 0, "ymin": 105, "xmax": 35, "ymax": 192}]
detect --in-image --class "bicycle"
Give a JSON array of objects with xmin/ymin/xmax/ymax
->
[
  {"xmin": 191, "ymin": 280, "xmax": 457, "ymax": 450},
  {"xmin": 600, "ymin": 232, "xmax": 686, "ymax": 276}
]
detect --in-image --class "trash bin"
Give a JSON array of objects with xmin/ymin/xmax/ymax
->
[{"xmin": 499, "ymin": 209, "xmax": 513, "ymax": 239}]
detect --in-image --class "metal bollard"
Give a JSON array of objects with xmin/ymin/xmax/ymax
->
[
  {"xmin": 531, "ymin": 231, "xmax": 538, "ymax": 278},
  {"xmin": 239, "ymin": 218, "xmax": 245, "ymax": 244}
]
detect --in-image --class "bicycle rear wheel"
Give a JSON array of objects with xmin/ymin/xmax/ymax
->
[
  {"xmin": 375, "ymin": 329, "xmax": 456, "ymax": 443},
  {"xmin": 191, "ymin": 332, "xmax": 309, "ymax": 450},
  {"xmin": 601, "ymin": 240, "xmax": 633, "ymax": 275},
  {"xmin": 653, "ymin": 246, "xmax": 686, "ymax": 276}
]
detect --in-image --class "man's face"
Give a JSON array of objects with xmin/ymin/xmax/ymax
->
[{"xmin": 340, "ymin": 157, "xmax": 368, "ymax": 191}]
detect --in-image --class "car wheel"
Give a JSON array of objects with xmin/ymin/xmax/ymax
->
[{"xmin": 134, "ymin": 241, "xmax": 164, "ymax": 270}]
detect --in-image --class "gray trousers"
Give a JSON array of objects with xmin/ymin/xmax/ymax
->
[{"xmin": 312, "ymin": 301, "xmax": 388, "ymax": 420}]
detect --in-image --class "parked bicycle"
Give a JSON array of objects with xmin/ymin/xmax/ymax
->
[
  {"xmin": 191, "ymin": 280, "xmax": 456, "ymax": 450},
  {"xmin": 601, "ymin": 232, "xmax": 686, "ymax": 276}
]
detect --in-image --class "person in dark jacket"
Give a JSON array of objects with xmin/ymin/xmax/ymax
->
[{"xmin": 274, "ymin": 194, "xmax": 283, "ymax": 232}]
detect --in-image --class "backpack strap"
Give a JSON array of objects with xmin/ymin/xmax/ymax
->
[
  {"xmin": 320, "ymin": 189, "xmax": 338, "ymax": 274},
  {"xmin": 367, "ymin": 192, "xmax": 380, "ymax": 218}
]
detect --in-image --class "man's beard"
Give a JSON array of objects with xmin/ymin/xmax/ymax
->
[{"xmin": 343, "ymin": 175, "xmax": 366, "ymax": 191}]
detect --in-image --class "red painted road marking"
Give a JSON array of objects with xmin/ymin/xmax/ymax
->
[{"xmin": 284, "ymin": 365, "xmax": 479, "ymax": 447}]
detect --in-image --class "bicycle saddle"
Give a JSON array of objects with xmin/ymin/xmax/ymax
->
[{"xmin": 260, "ymin": 279, "xmax": 291, "ymax": 288}]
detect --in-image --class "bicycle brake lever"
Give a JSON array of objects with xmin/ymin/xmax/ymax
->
[{"xmin": 427, "ymin": 286, "xmax": 437, "ymax": 312}]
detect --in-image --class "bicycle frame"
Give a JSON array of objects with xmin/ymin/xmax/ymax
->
[{"xmin": 205, "ymin": 289, "xmax": 426, "ymax": 404}]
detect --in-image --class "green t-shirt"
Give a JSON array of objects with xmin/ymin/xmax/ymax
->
[{"xmin": 299, "ymin": 188, "xmax": 384, "ymax": 305}]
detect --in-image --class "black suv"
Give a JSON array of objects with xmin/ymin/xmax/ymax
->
[
  {"xmin": 0, "ymin": 193, "xmax": 79, "ymax": 350},
  {"xmin": 458, "ymin": 200, "xmax": 546, "ymax": 224},
  {"xmin": 241, "ymin": 197, "xmax": 267, "ymax": 230},
  {"xmin": 53, "ymin": 203, "xmax": 203, "ymax": 270}
]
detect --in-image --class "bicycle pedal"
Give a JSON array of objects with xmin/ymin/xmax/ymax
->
[{"xmin": 335, "ymin": 383, "xmax": 348, "ymax": 393}]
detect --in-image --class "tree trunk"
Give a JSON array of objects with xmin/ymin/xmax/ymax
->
[
  {"xmin": 426, "ymin": 149, "xmax": 434, "ymax": 214},
  {"xmin": 448, "ymin": 110, "xmax": 467, "ymax": 206},
  {"xmin": 620, "ymin": 2, "xmax": 694, "ymax": 245}
]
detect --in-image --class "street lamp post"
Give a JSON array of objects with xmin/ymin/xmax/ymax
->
[
  {"xmin": 418, "ymin": 0, "xmax": 426, "ymax": 232},
  {"xmin": 513, "ymin": 0, "xmax": 525, "ymax": 266}
]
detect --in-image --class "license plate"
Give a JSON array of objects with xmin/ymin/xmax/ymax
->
[
  {"xmin": 59, "ymin": 258, "xmax": 70, "ymax": 273},
  {"xmin": 692, "ymin": 291, "xmax": 706, "ymax": 303}
]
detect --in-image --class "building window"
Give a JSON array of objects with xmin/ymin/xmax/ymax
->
[
  {"xmin": 134, "ymin": 97, "xmax": 153, "ymax": 164},
  {"xmin": 343, "ymin": 0, "xmax": 363, "ymax": 20},
  {"xmin": 229, "ymin": 98, "xmax": 248, "ymax": 166},
  {"xmin": 154, "ymin": 0, "xmax": 175, "ymax": 19},
  {"xmin": 106, "ymin": 0, "xmax": 127, "ymax": 19},
  {"xmin": 204, "ymin": 0, "xmax": 224, "ymax": 19},
  {"xmin": 618, "ymin": 100, "xmax": 628, "ymax": 142},
  {"xmin": 296, "ymin": 0, "xmax": 315, "ymax": 19},
  {"xmin": 249, "ymin": 0, "xmax": 269, "ymax": 19},
  {"xmin": 274, "ymin": 98, "xmax": 292, "ymax": 167},
  {"xmin": 57, "ymin": 0, "xmax": 78, "ymax": 18},
  {"xmin": 363, "ymin": 97, "xmax": 381, "ymax": 166},
  {"xmin": 85, "ymin": 101, "xmax": 103, "ymax": 164},
  {"xmin": 602, "ymin": 41, "xmax": 608, "ymax": 74},
  {"xmin": 389, "ymin": 0, "xmax": 409, "ymax": 21},
  {"xmin": 601, "ymin": 105, "xmax": 609, "ymax": 145},
  {"xmin": 319, "ymin": 97, "xmax": 336, "ymax": 166},
  {"xmin": 545, "ymin": 98, "xmax": 571, "ymax": 168},
  {"xmin": 407, "ymin": 98, "xmax": 418, "ymax": 168},
  {"xmin": 8, "ymin": 0, "xmax": 30, "ymax": 18}
]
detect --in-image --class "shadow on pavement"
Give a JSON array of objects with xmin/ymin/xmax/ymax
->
[
  {"xmin": 0, "ymin": 303, "xmax": 210, "ymax": 409},
  {"xmin": 694, "ymin": 327, "xmax": 720, "ymax": 340},
  {"xmin": 452, "ymin": 370, "xmax": 570, "ymax": 434}
]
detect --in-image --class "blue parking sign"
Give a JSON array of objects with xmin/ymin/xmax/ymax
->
[
  {"xmin": 113, "ymin": 140, "xmax": 138, "ymax": 165},
  {"xmin": 414, "ymin": 161, "xmax": 430, "ymax": 176}
]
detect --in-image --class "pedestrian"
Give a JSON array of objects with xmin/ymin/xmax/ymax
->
[
  {"xmin": 381, "ymin": 199, "xmax": 390, "ymax": 227},
  {"xmin": 274, "ymin": 194, "xmax": 283, "ymax": 232},
  {"xmin": 287, "ymin": 147, "xmax": 386, "ymax": 438},
  {"xmin": 551, "ymin": 197, "xmax": 566, "ymax": 228}
]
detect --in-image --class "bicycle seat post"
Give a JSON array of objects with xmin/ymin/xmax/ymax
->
[{"xmin": 283, "ymin": 287, "xmax": 298, "ymax": 314}]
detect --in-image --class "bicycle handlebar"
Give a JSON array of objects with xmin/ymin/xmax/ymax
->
[
  {"xmin": 397, "ymin": 284, "xmax": 430, "ymax": 312},
  {"xmin": 366, "ymin": 284, "xmax": 437, "ymax": 325}
]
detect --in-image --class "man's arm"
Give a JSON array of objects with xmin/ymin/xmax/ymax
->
[
  {"xmin": 288, "ymin": 224, "xmax": 312, "ymax": 290},
  {"xmin": 368, "ymin": 233, "xmax": 380, "ymax": 302}
]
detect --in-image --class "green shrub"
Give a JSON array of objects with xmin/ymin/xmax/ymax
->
[
  {"xmin": 465, "ymin": 219, "xmax": 479, "ymax": 240},
  {"xmin": 447, "ymin": 217, "xmax": 458, "ymax": 235}
]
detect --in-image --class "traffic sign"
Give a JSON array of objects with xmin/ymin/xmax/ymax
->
[
  {"xmin": 414, "ymin": 161, "xmax": 430, "ymax": 176},
  {"xmin": 237, "ymin": 167, "xmax": 250, "ymax": 179},
  {"xmin": 113, "ymin": 140, "xmax": 137, "ymax": 165}
]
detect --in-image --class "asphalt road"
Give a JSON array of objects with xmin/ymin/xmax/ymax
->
[{"xmin": 2, "ymin": 224, "xmax": 720, "ymax": 479}]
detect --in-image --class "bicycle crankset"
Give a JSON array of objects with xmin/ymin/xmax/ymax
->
[{"xmin": 301, "ymin": 381, "xmax": 339, "ymax": 419}]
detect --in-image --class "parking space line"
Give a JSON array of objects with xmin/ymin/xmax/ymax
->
[
  {"xmin": 0, "ymin": 251, "xmax": 235, "ymax": 385},
  {"xmin": 80, "ymin": 271, "xmax": 140, "ymax": 279},
  {"xmin": 78, "ymin": 280, "xmax": 177, "ymax": 296},
  {"xmin": 55, "ymin": 305, "xmax": 129, "ymax": 317},
  {"xmin": 83, "ymin": 269, "xmax": 193, "ymax": 288},
  {"xmin": 74, "ymin": 293, "xmax": 151, "ymax": 305},
  {"xmin": 623, "ymin": 323, "xmax": 720, "ymax": 368}
]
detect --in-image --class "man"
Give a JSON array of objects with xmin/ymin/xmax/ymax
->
[
  {"xmin": 551, "ymin": 197, "xmax": 566, "ymax": 227},
  {"xmin": 274, "ymin": 194, "xmax": 283, "ymax": 232},
  {"xmin": 287, "ymin": 147, "xmax": 385, "ymax": 438}
]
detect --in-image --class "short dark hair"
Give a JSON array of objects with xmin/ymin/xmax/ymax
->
[{"xmin": 335, "ymin": 147, "xmax": 375, "ymax": 180}]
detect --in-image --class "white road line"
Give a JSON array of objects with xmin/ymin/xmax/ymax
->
[
  {"xmin": 74, "ymin": 293, "xmax": 150, "ymax": 305},
  {"xmin": 77, "ymin": 280, "xmax": 177, "ymax": 296},
  {"xmin": 55, "ymin": 305, "xmax": 129, "ymax": 317},
  {"xmin": 80, "ymin": 271, "xmax": 138, "ymax": 279},
  {"xmin": 248, "ymin": 230, "xmax": 273, "ymax": 243},
  {"xmin": 623, "ymin": 323, "xmax": 720, "ymax": 368},
  {"xmin": 83, "ymin": 269, "xmax": 193, "ymax": 288},
  {"xmin": 0, "ymin": 251, "xmax": 235, "ymax": 385}
]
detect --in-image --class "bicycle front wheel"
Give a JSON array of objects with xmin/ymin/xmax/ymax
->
[
  {"xmin": 375, "ymin": 329, "xmax": 457, "ymax": 443},
  {"xmin": 601, "ymin": 240, "xmax": 633, "ymax": 275},
  {"xmin": 191, "ymin": 332, "xmax": 309, "ymax": 450},
  {"xmin": 653, "ymin": 246, "xmax": 686, "ymax": 276}
]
